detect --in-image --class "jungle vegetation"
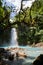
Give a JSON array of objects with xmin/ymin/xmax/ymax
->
[{"xmin": 0, "ymin": 0, "xmax": 43, "ymax": 45}]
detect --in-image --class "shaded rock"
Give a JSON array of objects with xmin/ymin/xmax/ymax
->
[
  {"xmin": 8, "ymin": 54, "xmax": 14, "ymax": 61},
  {"xmin": 0, "ymin": 60, "xmax": 8, "ymax": 65},
  {"xmin": 0, "ymin": 48, "xmax": 12, "ymax": 60},
  {"xmin": 0, "ymin": 48, "xmax": 6, "ymax": 60},
  {"xmin": 0, "ymin": 48, "xmax": 5, "ymax": 53},
  {"xmin": 33, "ymin": 54, "xmax": 43, "ymax": 65}
]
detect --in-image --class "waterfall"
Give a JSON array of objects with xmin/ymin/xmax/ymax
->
[{"xmin": 10, "ymin": 28, "xmax": 18, "ymax": 47}]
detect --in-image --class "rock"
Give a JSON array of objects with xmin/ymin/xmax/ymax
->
[
  {"xmin": 17, "ymin": 52, "xmax": 27, "ymax": 58},
  {"xmin": 8, "ymin": 54, "xmax": 14, "ymax": 61},
  {"xmin": 0, "ymin": 60, "xmax": 8, "ymax": 65},
  {"xmin": 35, "ymin": 42, "xmax": 43, "ymax": 47},
  {"xmin": 0, "ymin": 48, "xmax": 5, "ymax": 53},
  {"xmin": 33, "ymin": 54, "xmax": 43, "ymax": 65},
  {"xmin": 0, "ymin": 48, "xmax": 6, "ymax": 60}
]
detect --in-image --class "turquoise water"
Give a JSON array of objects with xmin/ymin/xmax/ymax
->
[
  {"xmin": 0, "ymin": 45, "xmax": 43, "ymax": 57},
  {"xmin": 19, "ymin": 46, "xmax": 43, "ymax": 65}
]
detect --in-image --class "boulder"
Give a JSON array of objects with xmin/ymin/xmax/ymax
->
[
  {"xmin": 33, "ymin": 54, "xmax": 43, "ymax": 65},
  {"xmin": 16, "ymin": 52, "xmax": 27, "ymax": 58},
  {"xmin": 8, "ymin": 54, "xmax": 14, "ymax": 61},
  {"xmin": 0, "ymin": 48, "xmax": 5, "ymax": 53}
]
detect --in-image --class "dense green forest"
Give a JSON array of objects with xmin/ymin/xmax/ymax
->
[
  {"xmin": 0, "ymin": 0, "xmax": 43, "ymax": 45},
  {"xmin": 0, "ymin": 0, "xmax": 11, "ymax": 30}
]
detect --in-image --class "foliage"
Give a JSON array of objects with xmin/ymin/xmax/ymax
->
[
  {"xmin": 17, "ymin": 23, "xmax": 29, "ymax": 45},
  {"xmin": 31, "ymin": 0, "xmax": 43, "ymax": 29},
  {"xmin": 0, "ymin": 0, "xmax": 11, "ymax": 31},
  {"xmin": 15, "ymin": 0, "xmax": 43, "ymax": 45},
  {"xmin": 0, "ymin": 0, "xmax": 43, "ymax": 45}
]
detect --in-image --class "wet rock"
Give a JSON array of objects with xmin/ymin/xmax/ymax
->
[
  {"xmin": 0, "ymin": 60, "xmax": 8, "ymax": 65},
  {"xmin": 17, "ymin": 52, "xmax": 27, "ymax": 58},
  {"xmin": 0, "ymin": 48, "xmax": 5, "ymax": 53},
  {"xmin": 8, "ymin": 54, "xmax": 14, "ymax": 61},
  {"xmin": 0, "ymin": 48, "xmax": 5, "ymax": 60},
  {"xmin": 0, "ymin": 48, "xmax": 11, "ymax": 60},
  {"xmin": 33, "ymin": 54, "xmax": 43, "ymax": 65}
]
